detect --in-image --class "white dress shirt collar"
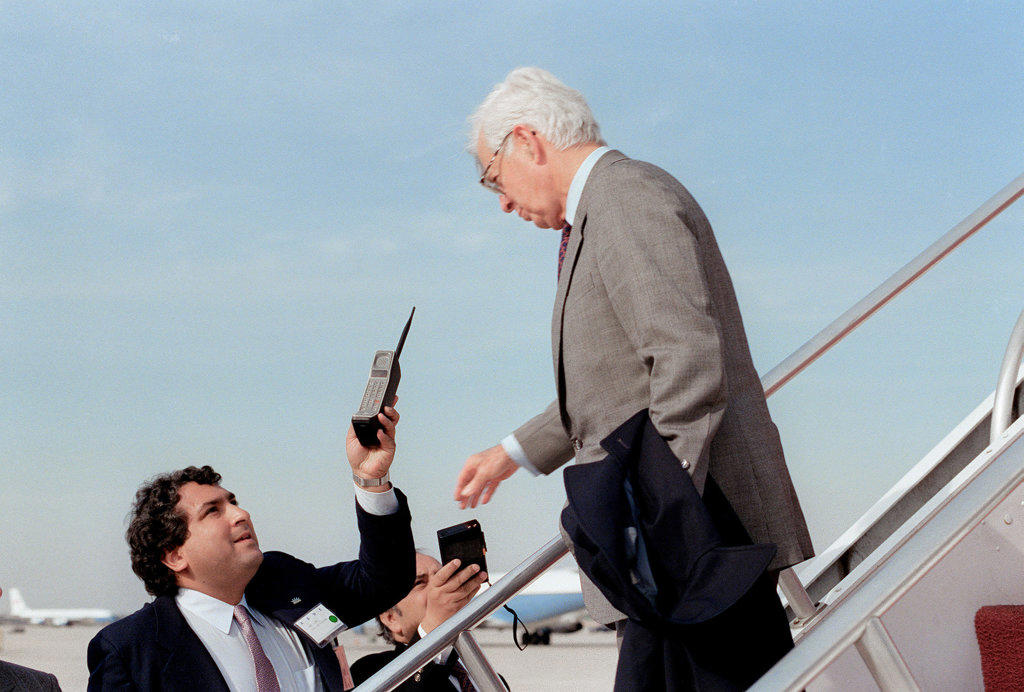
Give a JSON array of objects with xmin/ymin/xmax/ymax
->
[
  {"xmin": 177, "ymin": 588, "xmax": 320, "ymax": 691},
  {"xmin": 564, "ymin": 145, "xmax": 611, "ymax": 228},
  {"xmin": 176, "ymin": 588, "xmax": 270, "ymax": 634},
  {"xmin": 176, "ymin": 587, "xmax": 238, "ymax": 634}
]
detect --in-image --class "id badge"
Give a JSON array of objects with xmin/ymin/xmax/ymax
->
[{"xmin": 294, "ymin": 603, "xmax": 347, "ymax": 648}]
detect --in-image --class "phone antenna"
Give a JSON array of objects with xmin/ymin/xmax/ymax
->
[{"xmin": 395, "ymin": 307, "xmax": 415, "ymax": 359}]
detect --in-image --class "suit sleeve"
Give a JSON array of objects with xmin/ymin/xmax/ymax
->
[
  {"xmin": 349, "ymin": 650, "xmax": 397, "ymax": 686},
  {"xmin": 312, "ymin": 487, "xmax": 416, "ymax": 626},
  {"xmin": 512, "ymin": 399, "xmax": 575, "ymax": 475},
  {"xmin": 87, "ymin": 631, "xmax": 137, "ymax": 691},
  {"xmin": 591, "ymin": 166, "xmax": 727, "ymax": 481}
]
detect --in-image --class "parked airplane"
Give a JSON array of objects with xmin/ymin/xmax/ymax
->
[
  {"xmin": 6, "ymin": 588, "xmax": 116, "ymax": 626},
  {"xmin": 479, "ymin": 569, "xmax": 587, "ymax": 644},
  {"xmin": 350, "ymin": 568, "xmax": 586, "ymax": 643}
]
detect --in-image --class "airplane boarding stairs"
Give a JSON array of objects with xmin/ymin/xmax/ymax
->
[
  {"xmin": 357, "ymin": 174, "xmax": 1024, "ymax": 691},
  {"xmin": 783, "ymin": 373, "xmax": 1024, "ymax": 621},
  {"xmin": 757, "ymin": 362, "xmax": 1024, "ymax": 690}
]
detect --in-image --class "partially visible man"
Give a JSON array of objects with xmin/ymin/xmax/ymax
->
[
  {"xmin": 453, "ymin": 67, "xmax": 814, "ymax": 686},
  {"xmin": 0, "ymin": 587, "xmax": 62, "ymax": 691},
  {"xmin": 88, "ymin": 406, "xmax": 413, "ymax": 691},
  {"xmin": 350, "ymin": 552, "xmax": 495, "ymax": 691}
]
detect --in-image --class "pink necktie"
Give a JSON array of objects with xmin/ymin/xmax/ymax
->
[
  {"xmin": 557, "ymin": 224, "xmax": 572, "ymax": 279},
  {"xmin": 333, "ymin": 640, "xmax": 355, "ymax": 690},
  {"xmin": 233, "ymin": 604, "xmax": 281, "ymax": 692}
]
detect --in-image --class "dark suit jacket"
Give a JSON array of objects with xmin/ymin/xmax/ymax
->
[
  {"xmin": 513, "ymin": 150, "xmax": 814, "ymax": 623},
  {"xmin": 562, "ymin": 411, "xmax": 792, "ymax": 690},
  {"xmin": 87, "ymin": 489, "xmax": 415, "ymax": 691},
  {"xmin": 0, "ymin": 660, "xmax": 61, "ymax": 691},
  {"xmin": 350, "ymin": 644, "xmax": 508, "ymax": 691},
  {"xmin": 351, "ymin": 645, "xmax": 456, "ymax": 691}
]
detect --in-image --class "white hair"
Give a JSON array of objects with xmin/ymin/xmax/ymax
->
[{"xmin": 467, "ymin": 67, "xmax": 604, "ymax": 157}]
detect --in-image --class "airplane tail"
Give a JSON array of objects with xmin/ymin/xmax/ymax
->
[{"xmin": 8, "ymin": 588, "xmax": 28, "ymax": 616}]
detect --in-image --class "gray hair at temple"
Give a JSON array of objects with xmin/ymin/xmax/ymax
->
[{"xmin": 467, "ymin": 67, "xmax": 605, "ymax": 156}]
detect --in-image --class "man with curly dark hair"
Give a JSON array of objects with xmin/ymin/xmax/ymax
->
[{"xmin": 87, "ymin": 407, "xmax": 415, "ymax": 691}]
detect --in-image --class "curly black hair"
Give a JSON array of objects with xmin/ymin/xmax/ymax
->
[{"xmin": 126, "ymin": 465, "xmax": 222, "ymax": 597}]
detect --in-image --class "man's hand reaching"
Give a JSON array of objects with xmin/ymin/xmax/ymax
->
[{"xmin": 454, "ymin": 444, "xmax": 519, "ymax": 509}]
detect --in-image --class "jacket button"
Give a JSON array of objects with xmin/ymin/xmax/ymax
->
[{"xmin": 681, "ymin": 459, "xmax": 690, "ymax": 469}]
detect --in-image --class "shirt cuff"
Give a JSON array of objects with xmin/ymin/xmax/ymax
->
[
  {"xmin": 417, "ymin": 625, "xmax": 454, "ymax": 665},
  {"xmin": 353, "ymin": 485, "xmax": 399, "ymax": 515},
  {"xmin": 501, "ymin": 434, "xmax": 541, "ymax": 477}
]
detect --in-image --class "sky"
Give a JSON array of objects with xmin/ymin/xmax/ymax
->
[{"xmin": 1, "ymin": 2, "xmax": 1022, "ymax": 616}]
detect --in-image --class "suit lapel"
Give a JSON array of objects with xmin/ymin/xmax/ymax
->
[
  {"xmin": 153, "ymin": 596, "xmax": 230, "ymax": 692},
  {"xmin": 551, "ymin": 215, "xmax": 584, "ymax": 423},
  {"xmin": 551, "ymin": 149, "xmax": 627, "ymax": 430}
]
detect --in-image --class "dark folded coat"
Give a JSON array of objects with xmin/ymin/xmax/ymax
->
[{"xmin": 561, "ymin": 410, "xmax": 793, "ymax": 691}]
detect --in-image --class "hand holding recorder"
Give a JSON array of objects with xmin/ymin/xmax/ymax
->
[
  {"xmin": 419, "ymin": 519, "xmax": 489, "ymax": 635},
  {"xmin": 420, "ymin": 558, "xmax": 488, "ymax": 635}
]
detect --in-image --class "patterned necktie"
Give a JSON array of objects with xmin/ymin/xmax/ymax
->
[
  {"xmin": 448, "ymin": 654, "xmax": 475, "ymax": 692},
  {"xmin": 557, "ymin": 224, "xmax": 572, "ymax": 279},
  {"xmin": 233, "ymin": 604, "xmax": 281, "ymax": 692},
  {"xmin": 333, "ymin": 639, "xmax": 355, "ymax": 690}
]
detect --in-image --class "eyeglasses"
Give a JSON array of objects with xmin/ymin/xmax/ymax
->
[{"xmin": 478, "ymin": 130, "xmax": 513, "ymax": 194}]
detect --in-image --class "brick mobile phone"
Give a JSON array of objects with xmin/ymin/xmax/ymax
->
[{"xmin": 351, "ymin": 307, "xmax": 415, "ymax": 447}]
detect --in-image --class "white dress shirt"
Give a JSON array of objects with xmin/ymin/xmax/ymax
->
[
  {"xmin": 176, "ymin": 591, "xmax": 322, "ymax": 692},
  {"xmin": 353, "ymin": 483, "xmax": 399, "ymax": 515},
  {"xmin": 501, "ymin": 145, "xmax": 612, "ymax": 473}
]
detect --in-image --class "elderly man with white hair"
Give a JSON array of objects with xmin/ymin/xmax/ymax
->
[{"xmin": 453, "ymin": 67, "xmax": 814, "ymax": 689}]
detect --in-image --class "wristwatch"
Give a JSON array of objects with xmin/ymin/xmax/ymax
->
[{"xmin": 352, "ymin": 472, "xmax": 390, "ymax": 488}]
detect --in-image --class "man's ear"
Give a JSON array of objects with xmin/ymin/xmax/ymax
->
[
  {"xmin": 512, "ymin": 125, "xmax": 547, "ymax": 165},
  {"xmin": 379, "ymin": 607, "xmax": 401, "ymax": 636},
  {"xmin": 162, "ymin": 546, "xmax": 188, "ymax": 575}
]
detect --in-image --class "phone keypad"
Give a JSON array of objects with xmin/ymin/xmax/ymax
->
[{"xmin": 359, "ymin": 379, "xmax": 387, "ymax": 414}]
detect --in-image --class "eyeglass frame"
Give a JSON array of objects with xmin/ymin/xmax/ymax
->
[{"xmin": 478, "ymin": 130, "xmax": 514, "ymax": 194}]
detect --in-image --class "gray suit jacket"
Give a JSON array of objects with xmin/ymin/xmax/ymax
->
[
  {"xmin": 514, "ymin": 150, "xmax": 814, "ymax": 623},
  {"xmin": 0, "ymin": 660, "xmax": 61, "ymax": 691}
]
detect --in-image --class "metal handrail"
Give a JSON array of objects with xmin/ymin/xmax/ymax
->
[
  {"xmin": 361, "ymin": 171, "xmax": 1024, "ymax": 689},
  {"xmin": 762, "ymin": 172, "xmax": 1024, "ymax": 397},
  {"xmin": 357, "ymin": 538, "xmax": 567, "ymax": 690},
  {"xmin": 453, "ymin": 631, "xmax": 506, "ymax": 691},
  {"xmin": 767, "ymin": 171, "xmax": 1024, "ymax": 621},
  {"xmin": 854, "ymin": 617, "xmax": 920, "ymax": 691},
  {"xmin": 990, "ymin": 308, "xmax": 1024, "ymax": 444},
  {"xmin": 778, "ymin": 565, "xmax": 818, "ymax": 622}
]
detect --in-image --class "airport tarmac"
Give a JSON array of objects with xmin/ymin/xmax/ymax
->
[{"xmin": 0, "ymin": 622, "xmax": 619, "ymax": 690}]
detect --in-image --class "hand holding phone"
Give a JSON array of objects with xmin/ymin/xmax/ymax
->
[
  {"xmin": 346, "ymin": 406, "xmax": 399, "ymax": 483},
  {"xmin": 352, "ymin": 307, "xmax": 414, "ymax": 448}
]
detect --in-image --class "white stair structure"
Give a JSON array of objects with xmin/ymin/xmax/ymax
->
[{"xmin": 758, "ymin": 361, "xmax": 1024, "ymax": 690}]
